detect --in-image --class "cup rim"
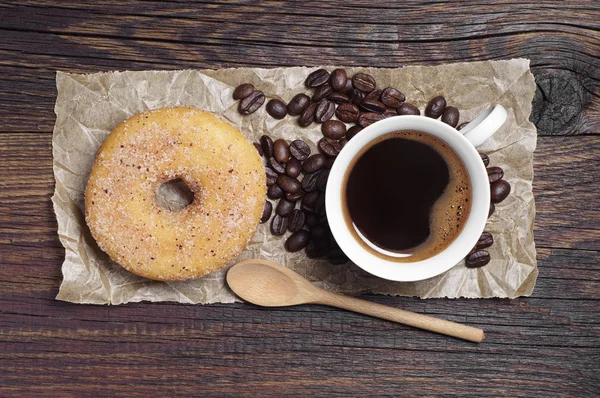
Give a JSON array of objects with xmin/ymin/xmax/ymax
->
[{"xmin": 325, "ymin": 115, "xmax": 490, "ymax": 282}]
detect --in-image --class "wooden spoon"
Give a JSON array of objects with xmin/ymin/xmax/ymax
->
[{"xmin": 227, "ymin": 259, "xmax": 485, "ymax": 343}]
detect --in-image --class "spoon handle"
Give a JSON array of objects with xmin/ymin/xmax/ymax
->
[{"xmin": 316, "ymin": 292, "xmax": 485, "ymax": 343}]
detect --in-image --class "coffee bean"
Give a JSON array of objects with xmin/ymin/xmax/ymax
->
[
  {"xmin": 358, "ymin": 112, "xmax": 385, "ymax": 127},
  {"xmin": 305, "ymin": 212, "xmax": 319, "ymax": 228},
  {"xmin": 380, "ymin": 87, "xmax": 405, "ymax": 108},
  {"xmin": 352, "ymin": 72, "xmax": 376, "ymax": 92},
  {"xmin": 441, "ymin": 106, "xmax": 460, "ymax": 127},
  {"xmin": 312, "ymin": 84, "xmax": 333, "ymax": 102},
  {"xmin": 397, "ymin": 103, "xmax": 420, "ymax": 115},
  {"xmin": 346, "ymin": 126, "xmax": 363, "ymax": 140},
  {"xmin": 487, "ymin": 166, "xmax": 504, "ymax": 183},
  {"xmin": 457, "ymin": 122, "xmax": 470, "ymax": 131},
  {"xmin": 339, "ymin": 79, "xmax": 354, "ymax": 93},
  {"xmin": 288, "ymin": 209, "xmax": 306, "ymax": 233},
  {"xmin": 298, "ymin": 102, "xmax": 317, "ymax": 127},
  {"xmin": 361, "ymin": 98, "xmax": 387, "ymax": 113},
  {"xmin": 465, "ymin": 250, "xmax": 491, "ymax": 268},
  {"xmin": 317, "ymin": 168, "xmax": 330, "ymax": 191},
  {"xmin": 265, "ymin": 167, "xmax": 278, "ymax": 186},
  {"xmin": 383, "ymin": 110, "xmax": 397, "ymax": 118},
  {"xmin": 351, "ymin": 89, "xmax": 365, "ymax": 105},
  {"xmin": 339, "ymin": 137, "xmax": 348, "ymax": 147},
  {"xmin": 335, "ymin": 103, "xmax": 360, "ymax": 123},
  {"xmin": 491, "ymin": 179, "xmax": 511, "ymax": 203},
  {"xmin": 479, "ymin": 153, "xmax": 490, "ymax": 167},
  {"xmin": 302, "ymin": 171, "xmax": 321, "ymax": 192},
  {"xmin": 286, "ymin": 191, "xmax": 304, "ymax": 201},
  {"xmin": 273, "ymin": 139, "xmax": 291, "ymax": 164},
  {"xmin": 268, "ymin": 157, "xmax": 286, "ymax": 174},
  {"xmin": 285, "ymin": 230, "xmax": 311, "ymax": 252},
  {"xmin": 260, "ymin": 135, "xmax": 274, "ymax": 157},
  {"xmin": 233, "ymin": 83, "xmax": 255, "ymax": 100},
  {"xmin": 277, "ymin": 174, "xmax": 301, "ymax": 194},
  {"xmin": 305, "ymin": 69, "xmax": 330, "ymax": 88},
  {"xmin": 267, "ymin": 184, "xmax": 284, "ymax": 199},
  {"xmin": 475, "ymin": 232, "xmax": 494, "ymax": 250},
  {"xmin": 253, "ymin": 142, "xmax": 263, "ymax": 157},
  {"xmin": 314, "ymin": 192, "xmax": 326, "ymax": 215},
  {"xmin": 276, "ymin": 198, "xmax": 296, "ymax": 217},
  {"xmin": 290, "ymin": 140, "xmax": 311, "ymax": 161},
  {"xmin": 270, "ymin": 214, "xmax": 288, "ymax": 236},
  {"xmin": 260, "ymin": 201, "xmax": 272, "ymax": 223},
  {"xmin": 306, "ymin": 239, "xmax": 330, "ymax": 258},
  {"xmin": 328, "ymin": 248, "xmax": 349, "ymax": 265},
  {"xmin": 330, "ymin": 68, "xmax": 348, "ymax": 92},
  {"xmin": 365, "ymin": 89, "xmax": 382, "ymax": 101},
  {"xmin": 285, "ymin": 158, "xmax": 302, "ymax": 178},
  {"xmin": 238, "ymin": 90, "xmax": 265, "ymax": 115},
  {"xmin": 315, "ymin": 99, "xmax": 335, "ymax": 123},
  {"xmin": 266, "ymin": 99, "xmax": 288, "ymax": 119},
  {"xmin": 489, "ymin": 202, "xmax": 495, "ymax": 218},
  {"xmin": 324, "ymin": 157, "xmax": 335, "ymax": 169},
  {"xmin": 322, "ymin": 120, "xmax": 347, "ymax": 139},
  {"xmin": 318, "ymin": 137, "xmax": 342, "ymax": 158},
  {"xmin": 303, "ymin": 154, "xmax": 326, "ymax": 173},
  {"xmin": 425, "ymin": 96, "xmax": 446, "ymax": 119},
  {"xmin": 318, "ymin": 214, "xmax": 328, "ymax": 226},
  {"xmin": 327, "ymin": 92, "xmax": 351, "ymax": 104},
  {"xmin": 310, "ymin": 225, "xmax": 328, "ymax": 240},
  {"xmin": 302, "ymin": 190, "xmax": 319, "ymax": 210},
  {"xmin": 287, "ymin": 93, "xmax": 311, "ymax": 116}
]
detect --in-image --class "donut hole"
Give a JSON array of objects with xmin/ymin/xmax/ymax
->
[{"xmin": 155, "ymin": 178, "xmax": 195, "ymax": 212}]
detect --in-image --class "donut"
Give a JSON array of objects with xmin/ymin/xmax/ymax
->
[{"xmin": 85, "ymin": 107, "xmax": 265, "ymax": 281}]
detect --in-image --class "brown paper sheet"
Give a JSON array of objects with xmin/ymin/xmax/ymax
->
[{"xmin": 52, "ymin": 59, "xmax": 537, "ymax": 304}]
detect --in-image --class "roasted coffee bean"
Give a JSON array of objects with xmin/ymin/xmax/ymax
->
[
  {"xmin": 290, "ymin": 140, "xmax": 311, "ymax": 161},
  {"xmin": 322, "ymin": 120, "xmax": 347, "ymax": 139},
  {"xmin": 352, "ymin": 72, "xmax": 376, "ymax": 92},
  {"xmin": 276, "ymin": 198, "xmax": 296, "ymax": 217},
  {"xmin": 260, "ymin": 135, "xmax": 274, "ymax": 157},
  {"xmin": 318, "ymin": 214, "xmax": 328, "ymax": 226},
  {"xmin": 328, "ymin": 248, "xmax": 349, "ymax": 265},
  {"xmin": 365, "ymin": 89, "xmax": 382, "ymax": 101},
  {"xmin": 425, "ymin": 96, "xmax": 446, "ymax": 119},
  {"xmin": 324, "ymin": 157, "xmax": 336, "ymax": 169},
  {"xmin": 268, "ymin": 157, "xmax": 286, "ymax": 174},
  {"xmin": 238, "ymin": 90, "xmax": 265, "ymax": 115},
  {"xmin": 330, "ymin": 68, "xmax": 348, "ymax": 92},
  {"xmin": 314, "ymin": 193, "xmax": 326, "ymax": 215},
  {"xmin": 339, "ymin": 137, "xmax": 348, "ymax": 147},
  {"xmin": 479, "ymin": 153, "xmax": 490, "ymax": 167},
  {"xmin": 286, "ymin": 191, "xmax": 304, "ymax": 201},
  {"xmin": 487, "ymin": 166, "xmax": 504, "ymax": 183},
  {"xmin": 361, "ymin": 98, "xmax": 387, "ymax": 113},
  {"xmin": 265, "ymin": 167, "xmax": 278, "ymax": 186},
  {"xmin": 303, "ymin": 154, "xmax": 326, "ymax": 173},
  {"xmin": 302, "ymin": 190, "xmax": 319, "ymax": 210},
  {"xmin": 491, "ymin": 179, "xmax": 511, "ymax": 203},
  {"xmin": 441, "ymin": 106, "xmax": 460, "ymax": 127},
  {"xmin": 327, "ymin": 92, "xmax": 351, "ymax": 104},
  {"xmin": 253, "ymin": 142, "xmax": 263, "ymax": 157},
  {"xmin": 465, "ymin": 250, "xmax": 491, "ymax": 268},
  {"xmin": 358, "ymin": 112, "xmax": 385, "ymax": 127},
  {"xmin": 310, "ymin": 225, "xmax": 328, "ymax": 240},
  {"xmin": 302, "ymin": 171, "xmax": 320, "ymax": 192},
  {"xmin": 397, "ymin": 103, "xmax": 420, "ymax": 115},
  {"xmin": 457, "ymin": 122, "xmax": 470, "ymax": 131},
  {"xmin": 346, "ymin": 125, "xmax": 363, "ymax": 140},
  {"xmin": 233, "ymin": 83, "xmax": 255, "ymax": 100},
  {"xmin": 383, "ymin": 110, "xmax": 398, "ymax": 118},
  {"xmin": 488, "ymin": 202, "xmax": 495, "ymax": 218},
  {"xmin": 287, "ymin": 93, "xmax": 311, "ymax": 116},
  {"xmin": 277, "ymin": 174, "xmax": 301, "ymax": 194},
  {"xmin": 475, "ymin": 232, "xmax": 494, "ymax": 250},
  {"xmin": 266, "ymin": 99, "xmax": 288, "ymax": 119},
  {"xmin": 267, "ymin": 184, "xmax": 284, "ymax": 199},
  {"xmin": 298, "ymin": 102, "xmax": 317, "ymax": 127},
  {"xmin": 305, "ymin": 212, "xmax": 319, "ymax": 228},
  {"xmin": 273, "ymin": 139, "xmax": 291, "ymax": 164},
  {"xmin": 288, "ymin": 209, "xmax": 306, "ymax": 233},
  {"xmin": 305, "ymin": 69, "xmax": 330, "ymax": 88},
  {"xmin": 380, "ymin": 87, "xmax": 405, "ymax": 108},
  {"xmin": 285, "ymin": 158, "xmax": 302, "ymax": 178},
  {"xmin": 339, "ymin": 79, "xmax": 354, "ymax": 93},
  {"xmin": 270, "ymin": 214, "xmax": 288, "ymax": 236},
  {"xmin": 260, "ymin": 201, "xmax": 272, "ymax": 223},
  {"xmin": 318, "ymin": 137, "xmax": 342, "ymax": 158},
  {"xmin": 351, "ymin": 89, "xmax": 365, "ymax": 105},
  {"xmin": 315, "ymin": 99, "xmax": 335, "ymax": 123},
  {"xmin": 335, "ymin": 103, "xmax": 360, "ymax": 123},
  {"xmin": 306, "ymin": 239, "xmax": 330, "ymax": 258},
  {"xmin": 317, "ymin": 168, "xmax": 330, "ymax": 191},
  {"xmin": 312, "ymin": 84, "xmax": 333, "ymax": 102},
  {"xmin": 285, "ymin": 230, "xmax": 311, "ymax": 252}
]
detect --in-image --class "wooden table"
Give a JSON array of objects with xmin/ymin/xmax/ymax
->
[{"xmin": 1, "ymin": 1, "xmax": 599, "ymax": 396}]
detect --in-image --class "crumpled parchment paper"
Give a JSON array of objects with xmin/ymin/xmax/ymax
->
[{"xmin": 52, "ymin": 59, "xmax": 537, "ymax": 304}]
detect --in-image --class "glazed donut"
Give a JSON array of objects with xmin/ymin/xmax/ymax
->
[{"xmin": 85, "ymin": 107, "xmax": 265, "ymax": 281}]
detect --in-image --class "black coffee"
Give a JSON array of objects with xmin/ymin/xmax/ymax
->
[{"xmin": 343, "ymin": 131, "xmax": 471, "ymax": 262}]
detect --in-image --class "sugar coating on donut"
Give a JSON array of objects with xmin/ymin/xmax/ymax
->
[{"xmin": 85, "ymin": 107, "xmax": 266, "ymax": 281}]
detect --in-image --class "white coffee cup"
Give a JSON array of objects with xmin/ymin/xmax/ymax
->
[{"xmin": 326, "ymin": 104, "xmax": 507, "ymax": 282}]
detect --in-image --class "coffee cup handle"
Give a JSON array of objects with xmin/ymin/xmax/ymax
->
[{"xmin": 459, "ymin": 104, "xmax": 507, "ymax": 147}]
